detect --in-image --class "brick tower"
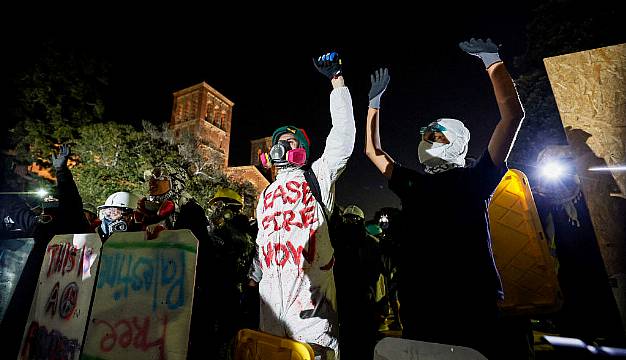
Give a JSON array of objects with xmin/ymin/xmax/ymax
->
[
  {"xmin": 169, "ymin": 82, "xmax": 270, "ymax": 211},
  {"xmin": 170, "ymin": 82, "xmax": 233, "ymax": 169}
]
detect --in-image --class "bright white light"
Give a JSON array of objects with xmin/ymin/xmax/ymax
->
[
  {"xmin": 589, "ymin": 165, "xmax": 626, "ymax": 172},
  {"xmin": 36, "ymin": 188, "xmax": 48, "ymax": 198},
  {"xmin": 541, "ymin": 161, "xmax": 565, "ymax": 179}
]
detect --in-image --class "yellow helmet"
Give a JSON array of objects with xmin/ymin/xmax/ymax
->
[
  {"xmin": 208, "ymin": 188, "xmax": 244, "ymax": 208},
  {"xmin": 342, "ymin": 204, "xmax": 365, "ymax": 220}
]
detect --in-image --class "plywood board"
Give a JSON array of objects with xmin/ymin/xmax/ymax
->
[{"xmin": 544, "ymin": 43, "xmax": 626, "ymax": 276}]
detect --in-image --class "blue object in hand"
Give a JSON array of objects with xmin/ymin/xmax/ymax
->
[{"xmin": 313, "ymin": 51, "xmax": 342, "ymax": 79}]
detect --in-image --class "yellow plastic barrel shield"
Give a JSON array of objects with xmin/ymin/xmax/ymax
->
[
  {"xmin": 235, "ymin": 328, "xmax": 315, "ymax": 360},
  {"xmin": 489, "ymin": 169, "xmax": 562, "ymax": 316}
]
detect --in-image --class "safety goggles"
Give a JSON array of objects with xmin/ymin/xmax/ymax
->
[
  {"xmin": 144, "ymin": 167, "xmax": 170, "ymax": 182},
  {"xmin": 419, "ymin": 122, "xmax": 447, "ymax": 135}
]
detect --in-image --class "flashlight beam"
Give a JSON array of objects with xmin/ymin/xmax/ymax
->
[
  {"xmin": 0, "ymin": 191, "xmax": 42, "ymax": 194},
  {"xmin": 588, "ymin": 166, "xmax": 626, "ymax": 172}
]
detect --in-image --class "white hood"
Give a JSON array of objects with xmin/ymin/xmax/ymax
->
[{"xmin": 418, "ymin": 118, "xmax": 470, "ymax": 170}]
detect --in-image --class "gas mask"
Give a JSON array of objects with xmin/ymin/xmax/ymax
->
[
  {"xmin": 108, "ymin": 219, "xmax": 128, "ymax": 233},
  {"xmin": 209, "ymin": 200, "xmax": 237, "ymax": 229},
  {"xmin": 100, "ymin": 207, "xmax": 133, "ymax": 238},
  {"xmin": 100, "ymin": 217, "xmax": 130, "ymax": 239},
  {"xmin": 260, "ymin": 140, "xmax": 307, "ymax": 168}
]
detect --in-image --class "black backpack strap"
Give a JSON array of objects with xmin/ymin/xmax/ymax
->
[{"xmin": 304, "ymin": 167, "xmax": 329, "ymax": 222}]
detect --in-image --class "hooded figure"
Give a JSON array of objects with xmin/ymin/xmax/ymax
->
[
  {"xmin": 364, "ymin": 38, "xmax": 526, "ymax": 358},
  {"xmin": 254, "ymin": 51, "xmax": 355, "ymax": 359},
  {"xmin": 417, "ymin": 118, "xmax": 470, "ymax": 173}
]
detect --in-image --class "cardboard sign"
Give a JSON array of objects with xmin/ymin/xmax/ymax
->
[
  {"xmin": 19, "ymin": 233, "xmax": 102, "ymax": 360},
  {"xmin": 81, "ymin": 230, "xmax": 198, "ymax": 360}
]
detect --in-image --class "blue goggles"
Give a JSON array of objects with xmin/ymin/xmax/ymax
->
[{"xmin": 419, "ymin": 122, "xmax": 447, "ymax": 135}]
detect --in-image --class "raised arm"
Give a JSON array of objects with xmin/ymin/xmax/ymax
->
[
  {"xmin": 364, "ymin": 68, "xmax": 395, "ymax": 178},
  {"xmin": 459, "ymin": 38, "xmax": 525, "ymax": 167},
  {"xmin": 313, "ymin": 52, "xmax": 356, "ymax": 179}
]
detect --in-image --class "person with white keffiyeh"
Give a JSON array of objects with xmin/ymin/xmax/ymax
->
[{"xmin": 364, "ymin": 38, "xmax": 525, "ymax": 359}]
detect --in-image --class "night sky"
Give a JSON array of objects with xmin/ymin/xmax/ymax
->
[{"xmin": 4, "ymin": 2, "xmax": 616, "ymax": 218}]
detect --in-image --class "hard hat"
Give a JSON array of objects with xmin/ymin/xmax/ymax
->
[
  {"xmin": 98, "ymin": 191, "xmax": 140, "ymax": 210},
  {"xmin": 208, "ymin": 188, "xmax": 244, "ymax": 208},
  {"xmin": 342, "ymin": 205, "xmax": 365, "ymax": 220}
]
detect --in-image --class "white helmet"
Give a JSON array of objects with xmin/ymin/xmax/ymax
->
[{"xmin": 98, "ymin": 192, "xmax": 140, "ymax": 210}]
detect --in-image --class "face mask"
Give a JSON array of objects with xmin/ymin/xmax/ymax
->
[
  {"xmin": 263, "ymin": 140, "xmax": 307, "ymax": 168},
  {"xmin": 108, "ymin": 219, "xmax": 128, "ymax": 233},
  {"xmin": 209, "ymin": 201, "xmax": 237, "ymax": 228},
  {"xmin": 418, "ymin": 140, "xmax": 452, "ymax": 165},
  {"xmin": 100, "ymin": 217, "xmax": 127, "ymax": 239},
  {"xmin": 417, "ymin": 118, "xmax": 470, "ymax": 170}
]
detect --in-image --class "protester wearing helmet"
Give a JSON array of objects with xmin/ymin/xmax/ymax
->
[
  {"xmin": 207, "ymin": 188, "xmax": 244, "ymax": 230},
  {"xmin": 364, "ymin": 38, "xmax": 526, "ymax": 358},
  {"xmin": 97, "ymin": 191, "xmax": 140, "ymax": 240},
  {"xmin": 135, "ymin": 164, "xmax": 187, "ymax": 239},
  {"xmin": 253, "ymin": 51, "xmax": 355, "ymax": 358},
  {"xmin": 197, "ymin": 187, "xmax": 255, "ymax": 358},
  {"xmin": 341, "ymin": 204, "xmax": 365, "ymax": 224}
]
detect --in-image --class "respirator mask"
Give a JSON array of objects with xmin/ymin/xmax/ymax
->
[
  {"xmin": 108, "ymin": 219, "xmax": 128, "ymax": 233},
  {"xmin": 100, "ymin": 207, "xmax": 133, "ymax": 237},
  {"xmin": 260, "ymin": 140, "xmax": 307, "ymax": 168}
]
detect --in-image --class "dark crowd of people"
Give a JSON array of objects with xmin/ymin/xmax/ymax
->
[
  {"xmin": 0, "ymin": 143, "xmax": 404, "ymax": 360},
  {"xmin": 1, "ymin": 37, "xmax": 552, "ymax": 360}
]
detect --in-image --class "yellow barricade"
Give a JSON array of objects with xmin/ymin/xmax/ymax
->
[
  {"xmin": 489, "ymin": 169, "xmax": 563, "ymax": 316},
  {"xmin": 235, "ymin": 328, "xmax": 315, "ymax": 360}
]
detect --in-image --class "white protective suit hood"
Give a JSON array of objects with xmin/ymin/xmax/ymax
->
[{"xmin": 418, "ymin": 118, "xmax": 470, "ymax": 173}]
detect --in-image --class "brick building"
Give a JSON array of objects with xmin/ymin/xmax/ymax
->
[{"xmin": 169, "ymin": 82, "xmax": 270, "ymax": 212}]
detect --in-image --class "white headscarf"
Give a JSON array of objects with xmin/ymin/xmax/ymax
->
[{"xmin": 418, "ymin": 118, "xmax": 470, "ymax": 173}]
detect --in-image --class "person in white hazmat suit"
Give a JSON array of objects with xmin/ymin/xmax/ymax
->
[{"xmin": 254, "ymin": 51, "xmax": 355, "ymax": 359}]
